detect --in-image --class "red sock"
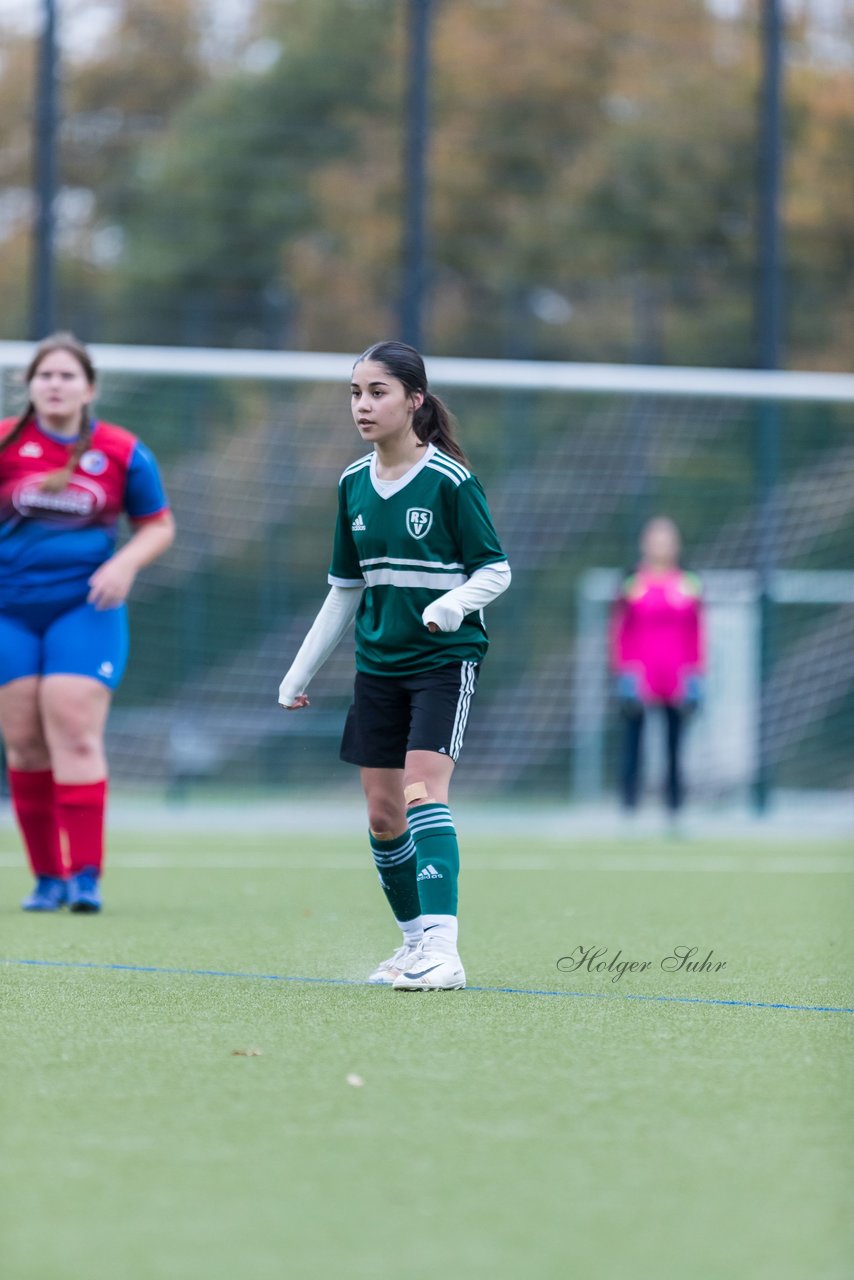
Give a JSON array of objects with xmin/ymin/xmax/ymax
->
[
  {"xmin": 54, "ymin": 779, "xmax": 108, "ymax": 875},
  {"xmin": 8, "ymin": 769, "xmax": 65, "ymax": 879}
]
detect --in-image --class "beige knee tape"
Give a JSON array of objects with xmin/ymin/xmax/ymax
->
[
  {"xmin": 404, "ymin": 781, "xmax": 429, "ymax": 805},
  {"xmin": 370, "ymin": 829, "xmax": 396, "ymax": 842}
]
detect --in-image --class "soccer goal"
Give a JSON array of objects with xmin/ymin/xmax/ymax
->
[{"xmin": 2, "ymin": 341, "xmax": 852, "ymax": 806}]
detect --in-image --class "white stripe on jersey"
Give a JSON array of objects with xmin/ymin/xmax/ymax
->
[
  {"xmin": 426, "ymin": 459, "xmax": 467, "ymax": 487},
  {"xmin": 340, "ymin": 454, "xmax": 373, "ymax": 481},
  {"xmin": 433, "ymin": 450, "xmax": 471, "ymax": 482},
  {"xmin": 359, "ymin": 555, "xmax": 465, "ymax": 572},
  {"xmin": 362, "ymin": 568, "xmax": 467, "ymax": 590},
  {"xmin": 328, "ymin": 574, "xmax": 365, "ymax": 587},
  {"xmin": 450, "ymin": 661, "xmax": 477, "ymax": 760}
]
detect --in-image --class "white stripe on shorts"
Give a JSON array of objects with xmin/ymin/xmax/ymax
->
[{"xmin": 449, "ymin": 661, "xmax": 477, "ymax": 761}]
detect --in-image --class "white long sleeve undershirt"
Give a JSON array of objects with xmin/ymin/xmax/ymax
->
[
  {"xmin": 277, "ymin": 561, "xmax": 511, "ymax": 707},
  {"xmin": 278, "ymin": 585, "xmax": 362, "ymax": 707},
  {"xmin": 421, "ymin": 561, "xmax": 511, "ymax": 632}
]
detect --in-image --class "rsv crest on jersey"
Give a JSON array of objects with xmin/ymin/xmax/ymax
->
[{"xmin": 406, "ymin": 507, "xmax": 433, "ymax": 539}]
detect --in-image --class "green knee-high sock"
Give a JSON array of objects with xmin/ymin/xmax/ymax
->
[
  {"xmin": 408, "ymin": 803, "xmax": 459, "ymax": 915},
  {"xmin": 369, "ymin": 830, "xmax": 421, "ymax": 929}
]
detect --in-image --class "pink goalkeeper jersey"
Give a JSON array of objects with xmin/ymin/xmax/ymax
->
[{"xmin": 610, "ymin": 566, "xmax": 705, "ymax": 703}]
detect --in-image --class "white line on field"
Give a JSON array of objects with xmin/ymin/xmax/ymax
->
[{"xmin": 1, "ymin": 855, "xmax": 852, "ymax": 873}]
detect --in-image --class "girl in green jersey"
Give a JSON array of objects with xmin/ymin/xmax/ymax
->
[{"xmin": 279, "ymin": 342, "xmax": 510, "ymax": 990}]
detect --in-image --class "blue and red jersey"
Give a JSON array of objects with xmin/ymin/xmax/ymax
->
[{"xmin": 0, "ymin": 417, "xmax": 169, "ymax": 606}]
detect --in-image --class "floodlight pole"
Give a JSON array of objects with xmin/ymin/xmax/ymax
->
[
  {"xmin": 31, "ymin": 0, "xmax": 59, "ymax": 340},
  {"xmin": 400, "ymin": 0, "xmax": 433, "ymax": 349},
  {"xmin": 754, "ymin": 0, "xmax": 784, "ymax": 813}
]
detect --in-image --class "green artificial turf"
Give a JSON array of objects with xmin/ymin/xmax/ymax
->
[{"xmin": 1, "ymin": 827, "xmax": 852, "ymax": 1280}]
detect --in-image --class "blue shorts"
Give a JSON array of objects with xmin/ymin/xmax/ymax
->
[{"xmin": 0, "ymin": 596, "xmax": 129, "ymax": 690}]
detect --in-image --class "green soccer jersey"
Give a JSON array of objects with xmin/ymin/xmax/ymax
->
[{"xmin": 329, "ymin": 444, "xmax": 507, "ymax": 676}]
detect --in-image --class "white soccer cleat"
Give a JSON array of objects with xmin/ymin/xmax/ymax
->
[
  {"xmin": 367, "ymin": 941, "xmax": 424, "ymax": 985},
  {"xmin": 391, "ymin": 943, "xmax": 466, "ymax": 992}
]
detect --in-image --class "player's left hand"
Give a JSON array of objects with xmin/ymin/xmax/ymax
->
[
  {"xmin": 280, "ymin": 693, "xmax": 310, "ymax": 710},
  {"xmin": 422, "ymin": 599, "xmax": 465, "ymax": 634},
  {"xmin": 87, "ymin": 559, "xmax": 137, "ymax": 610}
]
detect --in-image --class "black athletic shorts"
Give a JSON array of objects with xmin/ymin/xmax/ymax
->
[{"xmin": 340, "ymin": 661, "xmax": 480, "ymax": 769}]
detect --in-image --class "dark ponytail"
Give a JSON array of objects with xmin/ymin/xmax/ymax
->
[
  {"xmin": 0, "ymin": 332, "xmax": 96, "ymax": 492},
  {"xmin": 0, "ymin": 400, "xmax": 36, "ymax": 457},
  {"xmin": 355, "ymin": 340, "xmax": 468, "ymax": 465}
]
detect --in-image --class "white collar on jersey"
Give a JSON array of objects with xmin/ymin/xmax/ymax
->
[{"xmin": 369, "ymin": 442, "xmax": 436, "ymax": 499}]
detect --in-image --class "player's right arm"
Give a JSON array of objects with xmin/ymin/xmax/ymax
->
[
  {"xmin": 278, "ymin": 474, "xmax": 364, "ymax": 709},
  {"xmin": 278, "ymin": 585, "xmax": 363, "ymax": 709}
]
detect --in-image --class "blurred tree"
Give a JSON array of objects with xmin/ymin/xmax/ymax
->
[
  {"xmin": 556, "ymin": 0, "xmax": 760, "ymax": 365},
  {"xmin": 0, "ymin": 0, "xmax": 210, "ymax": 340},
  {"xmin": 64, "ymin": 0, "xmax": 206, "ymax": 211},
  {"xmin": 0, "ymin": 25, "xmax": 37, "ymax": 338},
  {"xmin": 285, "ymin": 0, "xmax": 763, "ymax": 362},
  {"xmin": 0, "ymin": 0, "xmax": 851, "ymax": 366},
  {"xmin": 57, "ymin": 0, "xmax": 208, "ymax": 335},
  {"xmin": 286, "ymin": 0, "xmax": 853, "ymax": 367},
  {"xmin": 286, "ymin": 0, "xmax": 615, "ymax": 354},
  {"xmin": 115, "ymin": 0, "xmax": 396, "ymax": 347},
  {"xmin": 786, "ymin": 57, "xmax": 854, "ymax": 367}
]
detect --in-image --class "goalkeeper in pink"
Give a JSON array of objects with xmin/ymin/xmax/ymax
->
[{"xmin": 610, "ymin": 516, "xmax": 705, "ymax": 814}]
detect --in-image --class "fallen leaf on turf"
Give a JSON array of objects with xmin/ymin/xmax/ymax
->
[
  {"xmin": 346, "ymin": 1073, "xmax": 364, "ymax": 1087},
  {"xmin": 232, "ymin": 1048, "xmax": 263, "ymax": 1057}
]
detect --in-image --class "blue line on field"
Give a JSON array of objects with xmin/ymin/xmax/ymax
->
[{"xmin": 2, "ymin": 956, "xmax": 852, "ymax": 1015}]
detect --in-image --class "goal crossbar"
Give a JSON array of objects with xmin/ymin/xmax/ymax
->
[{"xmin": 1, "ymin": 341, "xmax": 853, "ymax": 404}]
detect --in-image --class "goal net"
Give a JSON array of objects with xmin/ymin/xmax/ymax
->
[{"xmin": 2, "ymin": 343, "xmax": 852, "ymax": 805}]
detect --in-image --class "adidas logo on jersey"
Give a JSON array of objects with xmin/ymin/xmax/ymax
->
[
  {"xmin": 416, "ymin": 864, "xmax": 443, "ymax": 881},
  {"xmin": 351, "ymin": 513, "xmax": 366, "ymax": 532},
  {"xmin": 19, "ymin": 441, "xmax": 43, "ymax": 458}
]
